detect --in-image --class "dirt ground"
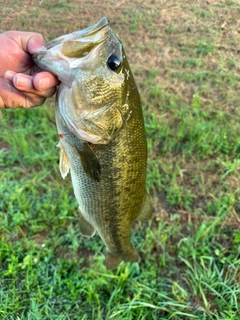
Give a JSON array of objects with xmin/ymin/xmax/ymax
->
[
  {"xmin": 1, "ymin": 0, "xmax": 239, "ymax": 227},
  {"xmin": 1, "ymin": 0, "xmax": 239, "ymax": 102}
]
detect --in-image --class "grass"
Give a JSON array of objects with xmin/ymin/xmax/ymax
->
[{"xmin": 0, "ymin": 0, "xmax": 240, "ymax": 319}]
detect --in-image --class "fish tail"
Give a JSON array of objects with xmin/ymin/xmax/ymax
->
[
  {"xmin": 104, "ymin": 247, "xmax": 139, "ymax": 270},
  {"xmin": 104, "ymin": 252, "xmax": 122, "ymax": 270},
  {"xmin": 122, "ymin": 247, "xmax": 139, "ymax": 264}
]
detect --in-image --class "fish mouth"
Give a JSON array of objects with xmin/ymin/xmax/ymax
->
[
  {"xmin": 33, "ymin": 17, "xmax": 110, "ymax": 67},
  {"xmin": 47, "ymin": 16, "xmax": 109, "ymax": 50}
]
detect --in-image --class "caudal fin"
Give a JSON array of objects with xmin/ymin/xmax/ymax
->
[{"xmin": 104, "ymin": 247, "xmax": 139, "ymax": 270}]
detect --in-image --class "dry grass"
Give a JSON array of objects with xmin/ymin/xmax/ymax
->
[{"xmin": 0, "ymin": 1, "xmax": 239, "ymax": 319}]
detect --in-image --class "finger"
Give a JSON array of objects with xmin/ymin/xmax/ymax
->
[
  {"xmin": 21, "ymin": 32, "xmax": 46, "ymax": 54},
  {"xmin": 28, "ymin": 35, "xmax": 47, "ymax": 54},
  {"xmin": 33, "ymin": 71, "xmax": 60, "ymax": 91},
  {"xmin": 0, "ymin": 78, "xmax": 44, "ymax": 109},
  {"xmin": 25, "ymin": 94, "xmax": 47, "ymax": 108},
  {"xmin": 12, "ymin": 74, "xmax": 34, "ymax": 91},
  {"xmin": 4, "ymin": 70, "xmax": 16, "ymax": 83},
  {"xmin": 5, "ymin": 31, "xmax": 47, "ymax": 55},
  {"xmin": 13, "ymin": 73, "xmax": 57, "ymax": 99}
]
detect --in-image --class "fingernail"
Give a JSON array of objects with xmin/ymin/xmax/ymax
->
[
  {"xmin": 16, "ymin": 76, "xmax": 32, "ymax": 88},
  {"xmin": 39, "ymin": 78, "xmax": 50, "ymax": 90},
  {"xmin": 35, "ymin": 45, "xmax": 47, "ymax": 52}
]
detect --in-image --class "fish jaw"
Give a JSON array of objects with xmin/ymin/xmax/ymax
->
[
  {"xmin": 33, "ymin": 17, "xmax": 110, "ymax": 86},
  {"xmin": 33, "ymin": 49, "xmax": 74, "ymax": 85},
  {"xmin": 46, "ymin": 16, "xmax": 109, "ymax": 49}
]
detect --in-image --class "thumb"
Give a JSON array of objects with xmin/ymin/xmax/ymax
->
[
  {"xmin": 27, "ymin": 33, "xmax": 47, "ymax": 54},
  {"xmin": 6, "ymin": 31, "xmax": 47, "ymax": 54}
]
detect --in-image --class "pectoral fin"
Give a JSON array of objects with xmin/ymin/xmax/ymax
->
[
  {"xmin": 137, "ymin": 193, "xmax": 152, "ymax": 221},
  {"xmin": 57, "ymin": 142, "xmax": 70, "ymax": 179},
  {"xmin": 77, "ymin": 142, "xmax": 101, "ymax": 182}
]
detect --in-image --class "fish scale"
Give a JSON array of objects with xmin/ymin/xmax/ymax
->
[{"xmin": 33, "ymin": 17, "xmax": 152, "ymax": 269}]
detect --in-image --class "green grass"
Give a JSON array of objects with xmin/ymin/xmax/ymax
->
[{"xmin": 0, "ymin": 0, "xmax": 240, "ymax": 319}]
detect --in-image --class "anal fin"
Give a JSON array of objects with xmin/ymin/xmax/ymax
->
[{"xmin": 137, "ymin": 193, "xmax": 152, "ymax": 221}]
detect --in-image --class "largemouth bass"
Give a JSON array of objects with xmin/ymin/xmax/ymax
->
[{"xmin": 33, "ymin": 17, "xmax": 152, "ymax": 269}]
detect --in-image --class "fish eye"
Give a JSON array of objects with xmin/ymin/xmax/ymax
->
[{"xmin": 107, "ymin": 55, "xmax": 121, "ymax": 72}]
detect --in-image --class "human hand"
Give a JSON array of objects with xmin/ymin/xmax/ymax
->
[{"xmin": 0, "ymin": 31, "xmax": 60, "ymax": 109}]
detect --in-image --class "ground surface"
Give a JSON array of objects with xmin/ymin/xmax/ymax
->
[{"xmin": 0, "ymin": 0, "xmax": 239, "ymax": 319}]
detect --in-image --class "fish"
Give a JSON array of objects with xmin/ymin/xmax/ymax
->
[{"xmin": 33, "ymin": 17, "xmax": 152, "ymax": 269}]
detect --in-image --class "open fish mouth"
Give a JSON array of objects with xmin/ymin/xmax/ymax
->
[
  {"xmin": 33, "ymin": 17, "xmax": 109, "ymax": 62},
  {"xmin": 47, "ymin": 16, "xmax": 109, "ymax": 50}
]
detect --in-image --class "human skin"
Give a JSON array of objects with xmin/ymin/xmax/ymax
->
[{"xmin": 0, "ymin": 31, "xmax": 59, "ymax": 109}]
